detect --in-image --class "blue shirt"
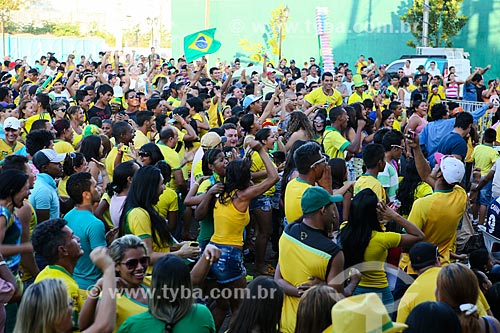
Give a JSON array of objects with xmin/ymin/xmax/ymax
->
[
  {"xmin": 429, "ymin": 132, "xmax": 467, "ymax": 166},
  {"xmin": 65, "ymin": 208, "xmax": 107, "ymax": 290},
  {"xmin": 419, "ymin": 104, "xmax": 489, "ymax": 158},
  {"xmin": 463, "ymin": 82, "xmax": 477, "ymax": 102},
  {"xmin": 29, "ymin": 173, "xmax": 59, "ymax": 219}
]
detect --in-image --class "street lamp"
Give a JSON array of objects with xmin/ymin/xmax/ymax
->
[
  {"xmin": 0, "ymin": 9, "xmax": 10, "ymax": 58},
  {"xmin": 277, "ymin": 6, "xmax": 290, "ymax": 61},
  {"xmin": 146, "ymin": 17, "xmax": 158, "ymax": 48}
]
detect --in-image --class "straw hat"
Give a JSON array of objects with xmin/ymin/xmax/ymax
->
[{"xmin": 331, "ymin": 293, "xmax": 407, "ymax": 333}]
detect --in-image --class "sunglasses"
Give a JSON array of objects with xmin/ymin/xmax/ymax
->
[
  {"xmin": 68, "ymin": 152, "xmax": 76, "ymax": 163},
  {"xmin": 119, "ymin": 256, "xmax": 150, "ymax": 270},
  {"xmin": 138, "ymin": 151, "xmax": 151, "ymax": 157},
  {"xmin": 391, "ymin": 144, "xmax": 404, "ymax": 150},
  {"xmin": 314, "ymin": 119, "xmax": 325, "ymax": 124},
  {"xmin": 128, "ymin": 95, "xmax": 139, "ymax": 99},
  {"xmin": 57, "ymin": 108, "xmax": 67, "ymax": 112},
  {"xmin": 310, "ymin": 154, "xmax": 328, "ymax": 168}
]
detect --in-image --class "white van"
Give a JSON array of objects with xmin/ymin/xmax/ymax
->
[{"xmin": 386, "ymin": 47, "xmax": 471, "ymax": 83}]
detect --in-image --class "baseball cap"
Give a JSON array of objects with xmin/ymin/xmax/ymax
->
[
  {"xmin": 242, "ymin": 95, "xmax": 263, "ymax": 108},
  {"xmin": 267, "ymin": 70, "xmax": 276, "ymax": 76},
  {"xmin": 32, "ymin": 149, "xmax": 66, "ymax": 170},
  {"xmin": 417, "ymin": 65, "xmax": 425, "ymax": 70},
  {"xmin": 434, "ymin": 152, "xmax": 465, "ymax": 184},
  {"xmin": 409, "ymin": 242, "xmax": 440, "ymax": 270},
  {"xmin": 3, "ymin": 117, "xmax": 20, "ymax": 130},
  {"xmin": 378, "ymin": 64, "xmax": 386, "ymax": 69},
  {"xmin": 301, "ymin": 186, "xmax": 343, "ymax": 215},
  {"xmin": 200, "ymin": 132, "xmax": 223, "ymax": 149},
  {"xmin": 450, "ymin": 106, "xmax": 464, "ymax": 116},
  {"xmin": 290, "ymin": 59, "xmax": 295, "ymax": 64}
]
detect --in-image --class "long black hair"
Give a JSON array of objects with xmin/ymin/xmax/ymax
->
[
  {"xmin": 119, "ymin": 166, "xmax": 173, "ymax": 247},
  {"xmin": 0, "ymin": 169, "xmax": 28, "ymax": 201},
  {"xmin": 106, "ymin": 161, "xmax": 139, "ymax": 197},
  {"xmin": 340, "ymin": 188, "xmax": 383, "ymax": 269},
  {"xmin": 280, "ymin": 139, "xmax": 307, "ymax": 202},
  {"xmin": 80, "ymin": 135, "xmax": 102, "ymax": 162},
  {"xmin": 227, "ymin": 277, "xmax": 284, "ymax": 333},
  {"xmin": 396, "ymin": 158, "xmax": 424, "ymax": 216},
  {"xmin": 219, "ymin": 159, "xmax": 252, "ymax": 205},
  {"xmin": 201, "ymin": 148, "xmax": 222, "ymax": 176}
]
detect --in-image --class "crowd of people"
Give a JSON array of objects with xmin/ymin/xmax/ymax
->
[{"xmin": 0, "ymin": 47, "xmax": 500, "ymax": 333}]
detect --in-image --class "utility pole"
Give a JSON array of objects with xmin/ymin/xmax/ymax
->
[{"xmin": 422, "ymin": 0, "xmax": 429, "ymax": 47}]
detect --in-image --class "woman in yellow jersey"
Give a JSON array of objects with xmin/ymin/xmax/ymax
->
[
  {"xmin": 339, "ymin": 189, "xmax": 424, "ymax": 312},
  {"xmin": 58, "ymin": 153, "xmax": 89, "ymax": 198},
  {"xmin": 80, "ymin": 235, "xmax": 149, "ymax": 332},
  {"xmin": 209, "ymin": 139, "xmax": 279, "ymax": 327},
  {"xmin": 436, "ymin": 263, "xmax": 500, "ymax": 333},
  {"xmin": 250, "ymin": 128, "xmax": 281, "ymax": 275},
  {"xmin": 119, "ymin": 166, "xmax": 199, "ymax": 269}
]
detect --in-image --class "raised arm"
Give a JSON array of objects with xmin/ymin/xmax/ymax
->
[{"xmin": 407, "ymin": 133, "xmax": 436, "ymax": 188}]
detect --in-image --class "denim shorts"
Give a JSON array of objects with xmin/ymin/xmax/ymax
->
[
  {"xmin": 250, "ymin": 194, "xmax": 272, "ymax": 212},
  {"xmin": 208, "ymin": 243, "xmax": 246, "ymax": 284},
  {"xmin": 479, "ymin": 180, "xmax": 493, "ymax": 206}
]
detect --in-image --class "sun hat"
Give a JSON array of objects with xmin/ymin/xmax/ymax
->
[{"xmin": 331, "ymin": 293, "xmax": 407, "ymax": 333}]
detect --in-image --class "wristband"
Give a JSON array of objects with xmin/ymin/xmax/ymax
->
[{"xmin": 0, "ymin": 261, "xmax": 6, "ymax": 267}]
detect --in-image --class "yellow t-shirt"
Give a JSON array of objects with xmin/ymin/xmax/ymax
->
[
  {"xmin": 24, "ymin": 112, "xmax": 51, "ymax": 133},
  {"xmin": 167, "ymin": 96, "xmax": 181, "ymax": 108},
  {"xmin": 322, "ymin": 127, "xmax": 349, "ymax": 159},
  {"xmin": 72, "ymin": 128, "xmax": 83, "ymax": 147},
  {"xmin": 157, "ymin": 142, "xmax": 181, "ymax": 191},
  {"xmin": 35, "ymin": 265, "xmax": 83, "ymax": 332},
  {"xmin": 284, "ymin": 178, "xmax": 312, "ymax": 223},
  {"xmin": 105, "ymin": 146, "xmax": 134, "ymax": 182},
  {"xmin": 113, "ymin": 286, "xmax": 149, "ymax": 333},
  {"xmin": 192, "ymin": 113, "xmax": 209, "ymax": 137},
  {"xmin": 304, "ymin": 87, "xmax": 343, "ymax": 110},
  {"xmin": 393, "ymin": 119, "xmax": 401, "ymax": 132},
  {"xmin": 354, "ymin": 174, "xmax": 387, "ymax": 202},
  {"xmin": 53, "ymin": 140, "xmax": 75, "ymax": 154},
  {"xmin": 397, "ymin": 267, "xmax": 488, "ymax": 322},
  {"xmin": 399, "ymin": 185, "xmax": 467, "ymax": 274},
  {"xmin": 347, "ymin": 91, "xmax": 372, "ymax": 104},
  {"xmin": 58, "ymin": 176, "xmax": 69, "ymax": 197},
  {"xmin": 0, "ymin": 140, "xmax": 24, "ymax": 161},
  {"xmin": 133, "ymin": 130, "xmax": 150, "ymax": 150},
  {"xmin": 358, "ymin": 230, "xmax": 401, "ymax": 288},
  {"xmin": 99, "ymin": 193, "xmax": 113, "ymax": 230},
  {"xmin": 174, "ymin": 127, "xmax": 189, "ymax": 180},
  {"xmin": 414, "ymin": 182, "xmax": 433, "ymax": 200},
  {"xmin": 155, "ymin": 187, "xmax": 179, "ymax": 219},
  {"xmin": 472, "ymin": 144, "xmax": 499, "ymax": 176},
  {"xmin": 192, "ymin": 159, "xmax": 203, "ymax": 181},
  {"xmin": 207, "ymin": 98, "xmax": 221, "ymax": 129},
  {"xmin": 211, "ymin": 196, "xmax": 250, "ymax": 247},
  {"xmin": 250, "ymin": 151, "xmax": 276, "ymax": 196}
]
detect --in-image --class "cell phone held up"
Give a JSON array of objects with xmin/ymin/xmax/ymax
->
[{"xmin": 406, "ymin": 130, "xmax": 415, "ymax": 141}]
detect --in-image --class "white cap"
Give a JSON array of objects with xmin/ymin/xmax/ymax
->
[
  {"xmin": 435, "ymin": 152, "xmax": 465, "ymax": 184},
  {"xmin": 4, "ymin": 117, "xmax": 20, "ymax": 130}
]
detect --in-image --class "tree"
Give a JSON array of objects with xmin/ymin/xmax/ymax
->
[{"xmin": 400, "ymin": 0, "xmax": 468, "ymax": 48}]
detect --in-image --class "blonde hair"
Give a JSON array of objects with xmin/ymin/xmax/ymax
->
[
  {"xmin": 14, "ymin": 279, "xmax": 70, "ymax": 333},
  {"xmin": 295, "ymin": 285, "xmax": 344, "ymax": 333},
  {"xmin": 437, "ymin": 263, "xmax": 480, "ymax": 333},
  {"xmin": 109, "ymin": 234, "xmax": 148, "ymax": 264}
]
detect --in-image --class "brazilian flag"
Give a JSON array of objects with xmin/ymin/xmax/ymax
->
[{"xmin": 184, "ymin": 28, "xmax": 222, "ymax": 63}]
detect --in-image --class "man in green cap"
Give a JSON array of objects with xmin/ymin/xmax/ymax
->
[{"xmin": 275, "ymin": 186, "xmax": 361, "ymax": 333}]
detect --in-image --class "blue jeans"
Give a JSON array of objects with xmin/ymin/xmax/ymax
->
[
  {"xmin": 479, "ymin": 180, "xmax": 493, "ymax": 206},
  {"xmin": 353, "ymin": 285, "xmax": 394, "ymax": 314},
  {"xmin": 208, "ymin": 243, "xmax": 246, "ymax": 284},
  {"xmin": 250, "ymin": 195, "xmax": 272, "ymax": 212}
]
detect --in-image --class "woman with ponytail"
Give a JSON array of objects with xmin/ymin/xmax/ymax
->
[
  {"xmin": 95, "ymin": 161, "xmax": 140, "ymax": 229},
  {"xmin": 436, "ymin": 263, "xmax": 500, "ymax": 333}
]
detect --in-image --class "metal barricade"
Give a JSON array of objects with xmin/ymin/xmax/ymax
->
[{"xmin": 443, "ymin": 99, "xmax": 496, "ymax": 137}]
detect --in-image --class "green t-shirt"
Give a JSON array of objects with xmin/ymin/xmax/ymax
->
[{"xmin": 117, "ymin": 304, "xmax": 215, "ymax": 333}]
